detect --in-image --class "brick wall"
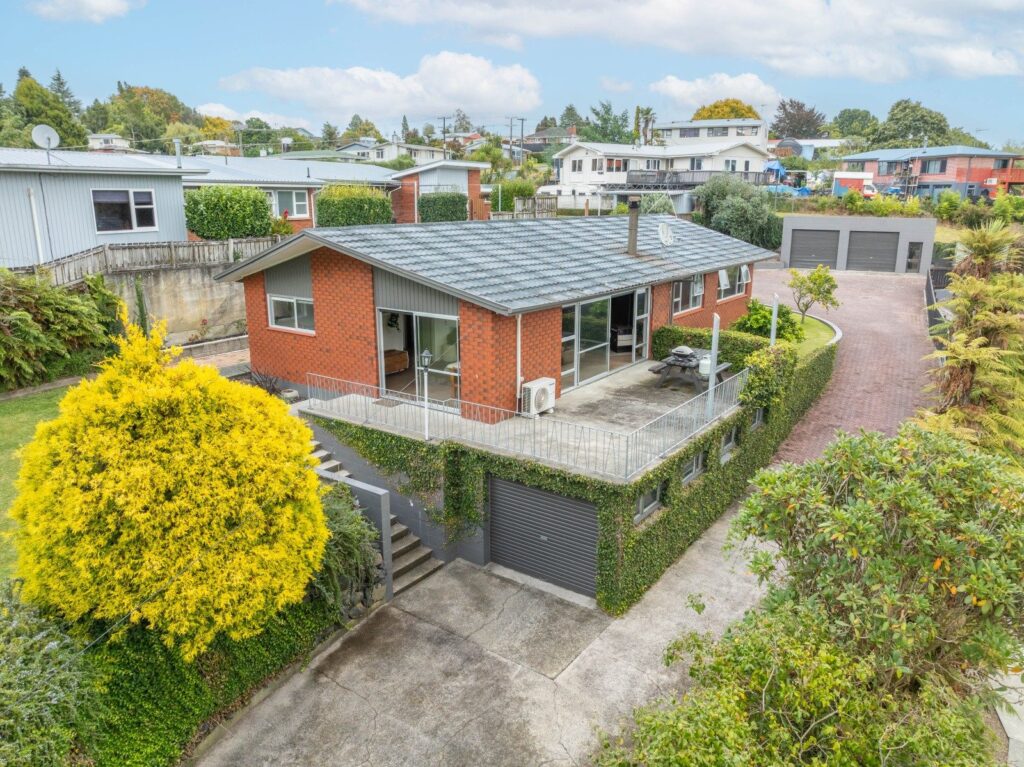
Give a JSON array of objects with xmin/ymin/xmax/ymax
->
[
  {"xmin": 458, "ymin": 301, "xmax": 518, "ymax": 412},
  {"xmin": 288, "ymin": 217, "xmax": 315, "ymax": 233},
  {"xmin": 467, "ymin": 169, "xmax": 490, "ymax": 221},
  {"xmin": 391, "ymin": 175, "xmax": 418, "ymax": 224},
  {"xmin": 652, "ymin": 269, "xmax": 753, "ymax": 336},
  {"xmin": 520, "ymin": 307, "xmax": 563, "ymax": 396},
  {"xmin": 245, "ymin": 246, "xmax": 379, "ymax": 387}
]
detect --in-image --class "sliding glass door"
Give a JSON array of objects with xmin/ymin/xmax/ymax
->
[
  {"xmin": 415, "ymin": 315, "xmax": 460, "ymax": 405},
  {"xmin": 378, "ymin": 309, "xmax": 460, "ymax": 407},
  {"xmin": 634, "ymin": 288, "xmax": 649, "ymax": 361},
  {"xmin": 577, "ymin": 298, "xmax": 610, "ymax": 385}
]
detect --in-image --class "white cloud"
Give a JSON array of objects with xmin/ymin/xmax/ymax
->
[
  {"xmin": 196, "ymin": 103, "xmax": 312, "ymax": 131},
  {"xmin": 333, "ymin": 0, "xmax": 1024, "ymax": 81},
  {"xmin": 599, "ymin": 76, "xmax": 633, "ymax": 93},
  {"xmin": 218, "ymin": 52, "xmax": 541, "ymax": 122},
  {"xmin": 27, "ymin": 0, "xmax": 144, "ymax": 22},
  {"xmin": 650, "ymin": 73, "xmax": 781, "ymax": 114}
]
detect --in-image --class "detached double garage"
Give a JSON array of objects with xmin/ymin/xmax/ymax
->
[{"xmin": 782, "ymin": 214, "xmax": 936, "ymax": 274}]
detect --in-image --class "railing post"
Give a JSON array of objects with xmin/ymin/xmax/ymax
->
[{"xmin": 705, "ymin": 313, "xmax": 720, "ymax": 422}]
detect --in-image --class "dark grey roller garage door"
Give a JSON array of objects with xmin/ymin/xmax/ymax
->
[
  {"xmin": 790, "ymin": 229, "xmax": 840, "ymax": 268},
  {"xmin": 488, "ymin": 477, "xmax": 598, "ymax": 597},
  {"xmin": 847, "ymin": 231, "xmax": 899, "ymax": 271}
]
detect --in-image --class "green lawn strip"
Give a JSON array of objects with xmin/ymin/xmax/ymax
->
[
  {"xmin": 795, "ymin": 316, "xmax": 834, "ymax": 357},
  {"xmin": 0, "ymin": 387, "xmax": 67, "ymax": 578}
]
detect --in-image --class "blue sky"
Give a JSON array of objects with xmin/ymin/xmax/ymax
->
[{"xmin": 4, "ymin": 0, "xmax": 1023, "ymax": 145}]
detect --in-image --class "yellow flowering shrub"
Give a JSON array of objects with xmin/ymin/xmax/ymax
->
[{"xmin": 9, "ymin": 318, "xmax": 327, "ymax": 660}]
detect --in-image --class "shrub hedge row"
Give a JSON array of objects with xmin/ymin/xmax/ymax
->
[
  {"xmin": 651, "ymin": 324, "xmax": 770, "ymax": 370},
  {"xmin": 184, "ymin": 185, "xmax": 273, "ymax": 240},
  {"xmin": 319, "ymin": 337, "xmax": 837, "ymax": 613},
  {"xmin": 315, "ymin": 184, "xmax": 392, "ymax": 227},
  {"xmin": 417, "ymin": 192, "xmax": 468, "ymax": 222}
]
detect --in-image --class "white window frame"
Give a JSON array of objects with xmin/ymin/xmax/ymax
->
[
  {"xmin": 634, "ymin": 480, "xmax": 667, "ymax": 524},
  {"xmin": 717, "ymin": 264, "xmax": 750, "ymax": 300},
  {"xmin": 720, "ymin": 425, "xmax": 740, "ymax": 464},
  {"xmin": 571, "ymin": 158, "xmax": 583, "ymax": 173},
  {"xmin": 267, "ymin": 189, "xmax": 311, "ymax": 219},
  {"xmin": 672, "ymin": 275, "xmax": 704, "ymax": 314},
  {"xmin": 707, "ymin": 126, "xmax": 729, "ymax": 138},
  {"xmin": 267, "ymin": 294, "xmax": 315, "ymax": 334},
  {"xmin": 376, "ymin": 149, "xmax": 385, "ymax": 159},
  {"xmin": 681, "ymin": 451, "xmax": 705, "ymax": 485},
  {"xmin": 689, "ymin": 157, "xmax": 704, "ymax": 171},
  {"xmin": 91, "ymin": 188, "xmax": 158, "ymax": 234},
  {"xmin": 723, "ymin": 159, "xmax": 738, "ymax": 172},
  {"xmin": 645, "ymin": 159, "xmax": 661, "ymax": 170}
]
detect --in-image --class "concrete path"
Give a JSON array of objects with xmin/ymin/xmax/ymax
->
[{"xmin": 196, "ymin": 271, "xmax": 936, "ymax": 767}]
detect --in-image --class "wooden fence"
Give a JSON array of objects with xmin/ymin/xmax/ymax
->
[{"xmin": 41, "ymin": 236, "xmax": 284, "ymax": 285}]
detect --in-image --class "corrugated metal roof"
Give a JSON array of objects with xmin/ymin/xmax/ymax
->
[
  {"xmin": 218, "ymin": 215, "xmax": 776, "ymax": 315},
  {"xmin": 139, "ymin": 154, "xmax": 398, "ymax": 186},
  {"xmin": 554, "ymin": 141, "xmax": 769, "ymax": 159},
  {"xmin": 843, "ymin": 145, "xmax": 1019, "ymax": 161},
  {"xmin": 0, "ymin": 148, "xmax": 202, "ymax": 175}
]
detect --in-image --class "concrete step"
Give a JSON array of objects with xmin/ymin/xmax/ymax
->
[
  {"xmin": 392, "ymin": 532, "xmax": 421, "ymax": 558},
  {"xmin": 310, "ymin": 440, "xmax": 322, "ymax": 452},
  {"xmin": 390, "ymin": 522, "xmax": 410, "ymax": 542},
  {"xmin": 311, "ymin": 449, "xmax": 331, "ymax": 463},
  {"xmin": 393, "ymin": 556, "xmax": 444, "ymax": 595},
  {"xmin": 392, "ymin": 545, "xmax": 432, "ymax": 578},
  {"xmin": 319, "ymin": 458, "xmax": 343, "ymax": 473}
]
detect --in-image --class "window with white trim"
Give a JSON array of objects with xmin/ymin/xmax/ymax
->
[
  {"xmin": 689, "ymin": 157, "xmax": 703, "ymax": 171},
  {"xmin": 707, "ymin": 127, "xmax": 729, "ymax": 137},
  {"xmin": 634, "ymin": 480, "xmax": 667, "ymax": 523},
  {"xmin": 723, "ymin": 159, "xmax": 738, "ymax": 172},
  {"xmin": 679, "ymin": 127, "xmax": 699, "ymax": 138},
  {"xmin": 606, "ymin": 158, "xmax": 625, "ymax": 173},
  {"xmin": 681, "ymin": 451, "xmax": 705, "ymax": 485},
  {"xmin": 736, "ymin": 126, "xmax": 758, "ymax": 136},
  {"xmin": 922, "ymin": 158, "xmax": 947, "ymax": 174},
  {"xmin": 717, "ymin": 264, "xmax": 750, "ymax": 299},
  {"xmin": 592, "ymin": 158, "xmax": 602, "ymax": 172},
  {"xmin": 720, "ymin": 425, "xmax": 740, "ymax": 464},
  {"xmin": 268, "ymin": 190, "xmax": 309, "ymax": 218},
  {"xmin": 92, "ymin": 189, "xmax": 157, "ymax": 232},
  {"xmin": 672, "ymin": 275, "xmax": 704, "ymax": 313},
  {"xmin": 645, "ymin": 159, "xmax": 661, "ymax": 170},
  {"xmin": 376, "ymin": 149, "xmax": 385, "ymax": 159},
  {"xmin": 571, "ymin": 158, "xmax": 583, "ymax": 172},
  {"xmin": 268, "ymin": 294, "xmax": 315, "ymax": 332}
]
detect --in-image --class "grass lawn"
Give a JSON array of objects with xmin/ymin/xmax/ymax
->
[
  {"xmin": 934, "ymin": 222, "xmax": 963, "ymax": 243},
  {"xmin": 795, "ymin": 316, "xmax": 835, "ymax": 357},
  {"xmin": 0, "ymin": 387, "xmax": 66, "ymax": 578}
]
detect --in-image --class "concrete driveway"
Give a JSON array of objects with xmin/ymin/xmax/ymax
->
[{"xmin": 197, "ymin": 270, "xmax": 934, "ymax": 767}]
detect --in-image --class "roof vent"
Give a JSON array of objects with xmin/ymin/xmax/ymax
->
[{"xmin": 627, "ymin": 195, "xmax": 640, "ymax": 255}]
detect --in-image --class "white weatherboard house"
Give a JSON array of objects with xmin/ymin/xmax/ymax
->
[
  {"xmin": 0, "ymin": 148, "xmax": 201, "ymax": 268},
  {"xmin": 653, "ymin": 118, "xmax": 769, "ymax": 153}
]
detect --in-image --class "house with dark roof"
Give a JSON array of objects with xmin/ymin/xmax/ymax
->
[{"xmin": 841, "ymin": 145, "xmax": 1024, "ymax": 198}]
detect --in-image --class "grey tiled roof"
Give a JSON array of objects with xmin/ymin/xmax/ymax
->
[{"xmin": 220, "ymin": 215, "xmax": 776, "ymax": 315}]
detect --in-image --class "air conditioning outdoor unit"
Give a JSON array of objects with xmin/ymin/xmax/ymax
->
[{"xmin": 521, "ymin": 377, "xmax": 556, "ymax": 416}]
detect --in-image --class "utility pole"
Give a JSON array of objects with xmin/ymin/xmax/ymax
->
[
  {"xmin": 506, "ymin": 116, "xmax": 515, "ymax": 165},
  {"xmin": 517, "ymin": 117, "xmax": 526, "ymax": 168},
  {"xmin": 437, "ymin": 115, "xmax": 451, "ymax": 160}
]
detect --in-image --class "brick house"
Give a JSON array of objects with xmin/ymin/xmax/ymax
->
[
  {"xmin": 217, "ymin": 212, "xmax": 774, "ymax": 415},
  {"xmin": 841, "ymin": 145, "xmax": 1024, "ymax": 198}
]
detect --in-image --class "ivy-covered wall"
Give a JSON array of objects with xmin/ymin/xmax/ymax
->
[{"xmin": 317, "ymin": 342, "xmax": 836, "ymax": 613}]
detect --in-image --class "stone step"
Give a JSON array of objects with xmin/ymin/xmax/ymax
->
[
  {"xmin": 310, "ymin": 440, "xmax": 322, "ymax": 452},
  {"xmin": 392, "ymin": 532, "xmax": 421, "ymax": 558},
  {"xmin": 311, "ymin": 449, "xmax": 331, "ymax": 463},
  {"xmin": 390, "ymin": 522, "xmax": 410, "ymax": 542},
  {"xmin": 393, "ymin": 556, "xmax": 444, "ymax": 595},
  {"xmin": 392, "ymin": 545, "xmax": 432, "ymax": 578},
  {"xmin": 319, "ymin": 458, "xmax": 343, "ymax": 473}
]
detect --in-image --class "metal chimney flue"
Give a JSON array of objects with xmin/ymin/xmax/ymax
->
[
  {"xmin": 173, "ymin": 138, "xmax": 182, "ymax": 169},
  {"xmin": 626, "ymin": 195, "xmax": 641, "ymax": 255}
]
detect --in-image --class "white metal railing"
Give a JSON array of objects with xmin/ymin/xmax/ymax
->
[{"xmin": 304, "ymin": 369, "xmax": 749, "ymax": 481}]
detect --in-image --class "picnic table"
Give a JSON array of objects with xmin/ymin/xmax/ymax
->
[{"xmin": 648, "ymin": 346, "xmax": 731, "ymax": 391}]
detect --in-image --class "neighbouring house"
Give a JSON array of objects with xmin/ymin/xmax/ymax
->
[
  {"xmin": 87, "ymin": 133, "xmax": 132, "ymax": 152},
  {"xmin": 193, "ymin": 140, "xmax": 241, "ymax": 157},
  {"xmin": 841, "ymin": 145, "xmax": 1024, "ymax": 198},
  {"xmin": 782, "ymin": 214, "xmax": 936, "ymax": 273},
  {"xmin": 270, "ymin": 149, "xmax": 363, "ymax": 163},
  {"xmin": 387, "ymin": 159, "xmax": 491, "ymax": 222},
  {"xmin": 0, "ymin": 148, "xmax": 200, "ymax": 267},
  {"xmin": 769, "ymin": 137, "xmax": 845, "ymax": 160},
  {"xmin": 548, "ymin": 140, "xmax": 770, "ymax": 210},
  {"xmin": 524, "ymin": 125, "xmax": 578, "ymax": 152},
  {"xmin": 338, "ymin": 140, "xmax": 446, "ymax": 165},
  {"xmin": 654, "ymin": 118, "xmax": 769, "ymax": 153}
]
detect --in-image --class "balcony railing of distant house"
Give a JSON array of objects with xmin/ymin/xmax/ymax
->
[
  {"xmin": 606, "ymin": 169, "xmax": 769, "ymax": 191},
  {"xmin": 303, "ymin": 368, "xmax": 749, "ymax": 481}
]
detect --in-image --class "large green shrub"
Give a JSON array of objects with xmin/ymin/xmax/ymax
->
[
  {"xmin": 993, "ymin": 191, "xmax": 1024, "ymax": 224},
  {"xmin": 418, "ymin": 191, "xmax": 468, "ymax": 222},
  {"xmin": 694, "ymin": 175, "xmax": 782, "ymax": 249},
  {"xmin": 0, "ymin": 580, "xmax": 97, "ymax": 767},
  {"xmin": 184, "ymin": 185, "xmax": 273, "ymax": 240},
  {"xmin": 0, "ymin": 269, "xmax": 113, "ymax": 390},
  {"xmin": 491, "ymin": 179, "xmax": 536, "ymax": 212},
  {"xmin": 316, "ymin": 184, "xmax": 392, "ymax": 226},
  {"xmin": 651, "ymin": 324, "xmax": 769, "ymax": 369},
  {"xmin": 639, "ymin": 193, "xmax": 675, "ymax": 215},
  {"xmin": 935, "ymin": 189, "xmax": 963, "ymax": 222},
  {"xmin": 730, "ymin": 298, "xmax": 804, "ymax": 342}
]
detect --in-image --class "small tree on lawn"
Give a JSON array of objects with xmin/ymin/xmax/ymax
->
[
  {"xmin": 9, "ymin": 316, "xmax": 327, "ymax": 660},
  {"xmin": 787, "ymin": 265, "xmax": 839, "ymax": 323}
]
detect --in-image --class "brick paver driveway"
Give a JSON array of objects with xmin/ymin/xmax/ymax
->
[{"xmin": 753, "ymin": 269, "xmax": 934, "ymax": 462}]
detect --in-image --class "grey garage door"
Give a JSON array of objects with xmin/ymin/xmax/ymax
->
[
  {"xmin": 488, "ymin": 477, "xmax": 598, "ymax": 597},
  {"xmin": 847, "ymin": 231, "xmax": 899, "ymax": 271},
  {"xmin": 790, "ymin": 229, "xmax": 840, "ymax": 268}
]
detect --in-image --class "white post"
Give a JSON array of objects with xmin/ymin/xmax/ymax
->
[
  {"xmin": 705, "ymin": 313, "xmax": 720, "ymax": 422},
  {"xmin": 770, "ymin": 293, "xmax": 780, "ymax": 346},
  {"xmin": 421, "ymin": 348, "xmax": 432, "ymax": 441}
]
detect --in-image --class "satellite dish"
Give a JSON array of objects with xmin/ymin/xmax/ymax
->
[
  {"xmin": 658, "ymin": 222, "xmax": 675, "ymax": 247},
  {"xmin": 31, "ymin": 124, "xmax": 60, "ymax": 150}
]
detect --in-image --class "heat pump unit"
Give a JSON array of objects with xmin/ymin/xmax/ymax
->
[{"xmin": 521, "ymin": 377, "xmax": 556, "ymax": 415}]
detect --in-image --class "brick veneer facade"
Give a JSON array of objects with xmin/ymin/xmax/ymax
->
[
  {"xmin": 243, "ymin": 244, "xmax": 754, "ymax": 412},
  {"xmin": 389, "ymin": 170, "xmax": 489, "ymax": 224}
]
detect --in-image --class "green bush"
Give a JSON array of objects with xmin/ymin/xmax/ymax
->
[
  {"xmin": 184, "ymin": 185, "xmax": 273, "ymax": 240},
  {"xmin": 651, "ymin": 324, "xmax": 769, "ymax": 369},
  {"xmin": 841, "ymin": 188, "xmax": 866, "ymax": 213},
  {"xmin": 312, "ymin": 486, "xmax": 379, "ymax": 613},
  {"xmin": 694, "ymin": 176, "xmax": 782, "ymax": 249},
  {"xmin": 957, "ymin": 200, "xmax": 994, "ymax": 229},
  {"xmin": 993, "ymin": 191, "xmax": 1024, "ymax": 224},
  {"xmin": 491, "ymin": 179, "xmax": 536, "ymax": 212},
  {"xmin": 316, "ymin": 184, "xmax": 392, "ymax": 226},
  {"xmin": 935, "ymin": 190, "xmax": 963, "ymax": 222},
  {"xmin": 418, "ymin": 191, "xmax": 468, "ymax": 223},
  {"xmin": 0, "ymin": 580, "xmax": 98, "ymax": 767},
  {"xmin": 0, "ymin": 269, "xmax": 114, "ymax": 390},
  {"xmin": 269, "ymin": 216, "xmax": 293, "ymax": 236},
  {"xmin": 639, "ymin": 193, "xmax": 675, "ymax": 215},
  {"xmin": 730, "ymin": 298, "xmax": 804, "ymax": 342}
]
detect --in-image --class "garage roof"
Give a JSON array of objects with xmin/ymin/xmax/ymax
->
[{"xmin": 217, "ymin": 215, "xmax": 776, "ymax": 315}]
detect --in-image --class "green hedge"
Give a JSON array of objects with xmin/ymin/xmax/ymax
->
[
  {"xmin": 418, "ymin": 192, "xmax": 468, "ymax": 222},
  {"xmin": 318, "ymin": 340, "xmax": 836, "ymax": 613},
  {"xmin": 184, "ymin": 185, "xmax": 273, "ymax": 240},
  {"xmin": 491, "ymin": 180, "xmax": 536, "ymax": 213},
  {"xmin": 316, "ymin": 184, "xmax": 392, "ymax": 227},
  {"xmin": 651, "ymin": 325, "xmax": 769, "ymax": 370}
]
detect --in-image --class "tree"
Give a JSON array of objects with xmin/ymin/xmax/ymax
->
[
  {"xmin": 579, "ymin": 100, "xmax": 630, "ymax": 143},
  {"xmin": 161, "ymin": 121, "xmax": 200, "ymax": 153},
  {"xmin": 81, "ymin": 99, "xmax": 109, "ymax": 133},
  {"xmin": 638, "ymin": 106, "xmax": 656, "ymax": 145},
  {"xmin": 13, "ymin": 75, "xmax": 87, "ymax": 148},
  {"xmin": 9, "ymin": 318, "xmax": 328, "ymax": 661},
  {"xmin": 341, "ymin": 114, "xmax": 383, "ymax": 143},
  {"xmin": 422, "ymin": 122, "xmax": 436, "ymax": 141},
  {"xmin": 534, "ymin": 115, "xmax": 557, "ymax": 132},
  {"xmin": 639, "ymin": 193, "xmax": 675, "ymax": 215},
  {"xmin": 827, "ymin": 108, "xmax": 878, "ymax": 138},
  {"xmin": 452, "ymin": 108, "xmax": 472, "ymax": 133},
  {"xmin": 17, "ymin": 66, "xmax": 32, "ymax": 82},
  {"xmin": 770, "ymin": 98, "xmax": 826, "ymax": 138},
  {"xmin": 946, "ymin": 126, "xmax": 990, "ymax": 149},
  {"xmin": 48, "ymin": 69, "xmax": 80, "ymax": 117},
  {"xmin": 709, "ymin": 195, "xmax": 783, "ymax": 249},
  {"xmin": 872, "ymin": 99, "xmax": 950, "ymax": 148},
  {"xmin": 788, "ymin": 265, "xmax": 839, "ymax": 322},
  {"xmin": 400, "ymin": 114, "xmax": 410, "ymax": 141},
  {"xmin": 0, "ymin": 83, "xmax": 29, "ymax": 147},
  {"xmin": 468, "ymin": 137, "xmax": 513, "ymax": 182},
  {"xmin": 200, "ymin": 115, "xmax": 234, "ymax": 143},
  {"xmin": 184, "ymin": 185, "xmax": 273, "ymax": 239},
  {"xmin": 321, "ymin": 121, "xmax": 339, "ymax": 147},
  {"xmin": 237, "ymin": 116, "xmax": 272, "ymax": 153},
  {"xmin": 559, "ymin": 104, "xmax": 583, "ymax": 128},
  {"xmin": 691, "ymin": 98, "xmax": 760, "ymax": 120}
]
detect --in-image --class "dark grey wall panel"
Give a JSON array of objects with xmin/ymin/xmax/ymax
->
[
  {"xmin": 374, "ymin": 267, "xmax": 458, "ymax": 316},
  {"xmin": 488, "ymin": 477, "xmax": 598, "ymax": 597},
  {"xmin": 790, "ymin": 229, "xmax": 839, "ymax": 268},
  {"xmin": 847, "ymin": 231, "xmax": 899, "ymax": 271},
  {"xmin": 264, "ymin": 253, "xmax": 312, "ymax": 298}
]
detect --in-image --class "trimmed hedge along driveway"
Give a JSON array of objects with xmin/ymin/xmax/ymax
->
[{"xmin": 197, "ymin": 271, "xmax": 932, "ymax": 767}]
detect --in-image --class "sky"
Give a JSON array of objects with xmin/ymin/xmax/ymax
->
[{"xmin": 3, "ymin": 0, "xmax": 1023, "ymax": 146}]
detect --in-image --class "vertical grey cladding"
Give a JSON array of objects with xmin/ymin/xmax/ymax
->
[
  {"xmin": 264, "ymin": 253, "xmax": 313, "ymax": 298},
  {"xmin": 373, "ymin": 267, "xmax": 459, "ymax": 315},
  {"xmin": 0, "ymin": 170, "xmax": 188, "ymax": 268}
]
